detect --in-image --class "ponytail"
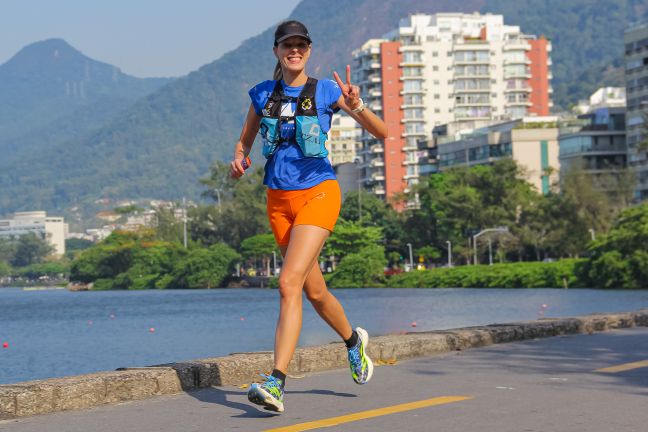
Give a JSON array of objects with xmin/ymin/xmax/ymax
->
[{"xmin": 273, "ymin": 61, "xmax": 283, "ymax": 81}]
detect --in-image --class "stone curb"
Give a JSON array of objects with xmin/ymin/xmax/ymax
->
[{"xmin": 1, "ymin": 309, "xmax": 647, "ymax": 419}]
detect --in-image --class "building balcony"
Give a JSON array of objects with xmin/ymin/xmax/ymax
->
[
  {"xmin": 403, "ymin": 173, "xmax": 419, "ymax": 180},
  {"xmin": 369, "ymin": 62, "xmax": 381, "ymax": 69},
  {"xmin": 402, "ymin": 142, "xmax": 419, "ymax": 151},
  {"xmin": 454, "ymin": 72, "xmax": 491, "ymax": 78},
  {"xmin": 454, "ymin": 60, "xmax": 491, "ymax": 65},
  {"xmin": 368, "ymin": 74, "xmax": 381, "ymax": 83},
  {"xmin": 506, "ymin": 100, "xmax": 532, "ymax": 107},
  {"xmin": 454, "ymin": 87, "xmax": 491, "ymax": 93},
  {"xmin": 402, "ymin": 131, "xmax": 426, "ymax": 139},
  {"xmin": 504, "ymin": 85, "xmax": 531, "ymax": 92},
  {"xmin": 401, "ymin": 103, "xmax": 425, "ymax": 109},
  {"xmin": 368, "ymin": 89, "xmax": 383, "ymax": 98},
  {"xmin": 453, "ymin": 41, "xmax": 490, "ymax": 50},
  {"xmin": 402, "ymin": 117, "xmax": 425, "ymax": 123},
  {"xmin": 400, "ymin": 88, "xmax": 426, "ymax": 95},
  {"xmin": 371, "ymin": 158, "xmax": 385, "ymax": 167},
  {"xmin": 399, "ymin": 60, "xmax": 425, "ymax": 67},
  {"xmin": 400, "ymin": 75, "xmax": 424, "ymax": 80},
  {"xmin": 370, "ymin": 144, "xmax": 384, "ymax": 153},
  {"xmin": 371, "ymin": 172, "xmax": 385, "ymax": 181},
  {"xmin": 369, "ymin": 102, "xmax": 382, "ymax": 111},
  {"xmin": 503, "ymin": 41, "xmax": 531, "ymax": 51},
  {"xmin": 403, "ymin": 159, "xmax": 418, "ymax": 166},
  {"xmin": 504, "ymin": 58, "xmax": 531, "ymax": 65},
  {"xmin": 372, "ymin": 186, "xmax": 386, "ymax": 195},
  {"xmin": 399, "ymin": 44, "xmax": 424, "ymax": 52},
  {"xmin": 503, "ymin": 70, "xmax": 532, "ymax": 79},
  {"xmin": 455, "ymin": 101, "xmax": 491, "ymax": 107}
]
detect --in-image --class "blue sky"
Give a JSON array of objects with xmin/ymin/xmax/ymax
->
[{"xmin": 0, "ymin": 0, "xmax": 301, "ymax": 77}]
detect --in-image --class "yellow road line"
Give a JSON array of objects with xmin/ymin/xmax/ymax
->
[
  {"xmin": 263, "ymin": 395, "xmax": 472, "ymax": 432},
  {"xmin": 596, "ymin": 360, "xmax": 648, "ymax": 373}
]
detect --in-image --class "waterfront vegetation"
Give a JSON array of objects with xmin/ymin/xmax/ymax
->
[{"xmin": 1, "ymin": 160, "xmax": 647, "ymax": 290}]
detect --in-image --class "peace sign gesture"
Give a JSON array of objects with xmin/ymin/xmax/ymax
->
[{"xmin": 333, "ymin": 64, "xmax": 363, "ymax": 111}]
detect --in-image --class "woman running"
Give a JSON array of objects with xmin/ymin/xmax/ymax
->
[{"xmin": 229, "ymin": 20, "xmax": 387, "ymax": 413}]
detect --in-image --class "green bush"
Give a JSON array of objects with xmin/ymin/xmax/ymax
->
[{"xmin": 387, "ymin": 259, "xmax": 585, "ymax": 288}]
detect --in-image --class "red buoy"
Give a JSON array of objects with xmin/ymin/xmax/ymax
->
[{"xmin": 2, "ymin": 342, "xmax": 8, "ymax": 348}]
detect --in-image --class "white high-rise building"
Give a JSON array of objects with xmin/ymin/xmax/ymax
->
[
  {"xmin": 0, "ymin": 211, "xmax": 67, "ymax": 256},
  {"xmin": 353, "ymin": 13, "xmax": 552, "ymax": 202}
]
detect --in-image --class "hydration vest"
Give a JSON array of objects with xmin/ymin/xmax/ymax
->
[{"xmin": 259, "ymin": 78, "xmax": 329, "ymax": 159}]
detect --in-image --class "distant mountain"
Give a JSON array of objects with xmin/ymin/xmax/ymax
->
[
  {"xmin": 0, "ymin": 38, "xmax": 172, "ymax": 162},
  {"xmin": 0, "ymin": 0, "xmax": 645, "ymax": 217}
]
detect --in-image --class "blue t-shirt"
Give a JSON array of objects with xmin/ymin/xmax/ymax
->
[{"xmin": 248, "ymin": 79, "xmax": 342, "ymax": 190}]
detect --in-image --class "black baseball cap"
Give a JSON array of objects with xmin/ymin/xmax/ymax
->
[{"xmin": 274, "ymin": 20, "xmax": 312, "ymax": 46}]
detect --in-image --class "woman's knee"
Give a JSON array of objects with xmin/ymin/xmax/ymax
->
[{"xmin": 278, "ymin": 271, "xmax": 304, "ymax": 301}]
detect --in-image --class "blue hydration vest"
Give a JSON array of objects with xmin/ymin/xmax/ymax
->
[{"xmin": 259, "ymin": 77, "xmax": 329, "ymax": 159}]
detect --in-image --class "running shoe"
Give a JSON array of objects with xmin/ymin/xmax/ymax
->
[
  {"xmin": 247, "ymin": 374, "xmax": 285, "ymax": 413},
  {"xmin": 347, "ymin": 327, "xmax": 374, "ymax": 385}
]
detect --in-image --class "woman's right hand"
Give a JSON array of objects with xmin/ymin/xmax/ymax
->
[
  {"xmin": 230, "ymin": 154, "xmax": 251, "ymax": 178},
  {"xmin": 230, "ymin": 157, "xmax": 245, "ymax": 179}
]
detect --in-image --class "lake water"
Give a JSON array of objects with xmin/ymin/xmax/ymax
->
[{"xmin": 1, "ymin": 287, "xmax": 647, "ymax": 385}]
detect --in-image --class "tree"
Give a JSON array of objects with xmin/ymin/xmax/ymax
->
[
  {"xmin": 11, "ymin": 233, "xmax": 54, "ymax": 267},
  {"xmin": 577, "ymin": 203, "xmax": 648, "ymax": 289},
  {"xmin": 165, "ymin": 243, "xmax": 240, "ymax": 289},
  {"xmin": 328, "ymin": 244, "xmax": 387, "ymax": 288},
  {"xmin": 325, "ymin": 221, "xmax": 383, "ymax": 261}
]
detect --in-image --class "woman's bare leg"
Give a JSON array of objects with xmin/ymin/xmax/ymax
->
[{"xmin": 273, "ymin": 224, "xmax": 330, "ymax": 373}]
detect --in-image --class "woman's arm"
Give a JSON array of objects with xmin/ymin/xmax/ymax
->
[
  {"xmin": 230, "ymin": 103, "xmax": 261, "ymax": 178},
  {"xmin": 333, "ymin": 65, "xmax": 388, "ymax": 140}
]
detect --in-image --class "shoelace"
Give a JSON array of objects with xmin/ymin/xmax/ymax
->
[
  {"xmin": 259, "ymin": 374, "xmax": 283, "ymax": 396},
  {"xmin": 348, "ymin": 345, "xmax": 362, "ymax": 371}
]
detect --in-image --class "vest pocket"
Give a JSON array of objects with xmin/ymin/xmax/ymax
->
[
  {"xmin": 260, "ymin": 118, "xmax": 280, "ymax": 158},
  {"xmin": 295, "ymin": 116, "xmax": 328, "ymax": 158}
]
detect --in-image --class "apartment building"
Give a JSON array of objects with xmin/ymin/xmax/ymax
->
[
  {"xmin": 624, "ymin": 23, "xmax": 648, "ymax": 201},
  {"xmin": 327, "ymin": 113, "xmax": 361, "ymax": 166},
  {"xmin": 353, "ymin": 13, "xmax": 552, "ymax": 200},
  {"xmin": 0, "ymin": 211, "xmax": 67, "ymax": 255},
  {"xmin": 435, "ymin": 117, "xmax": 560, "ymax": 194}
]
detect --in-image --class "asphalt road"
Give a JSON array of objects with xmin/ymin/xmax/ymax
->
[{"xmin": 2, "ymin": 327, "xmax": 647, "ymax": 432}]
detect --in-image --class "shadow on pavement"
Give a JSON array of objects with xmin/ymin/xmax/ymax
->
[{"xmin": 185, "ymin": 386, "xmax": 357, "ymax": 418}]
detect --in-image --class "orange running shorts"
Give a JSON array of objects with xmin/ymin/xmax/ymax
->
[{"xmin": 266, "ymin": 180, "xmax": 342, "ymax": 246}]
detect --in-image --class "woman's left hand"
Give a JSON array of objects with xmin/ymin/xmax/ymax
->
[{"xmin": 333, "ymin": 65, "xmax": 362, "ymax": 111}]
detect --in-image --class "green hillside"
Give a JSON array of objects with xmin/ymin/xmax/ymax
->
[
  {"xmin": 0, "ymin": 0, "xmax": 644, "ymax": 217},
  {"xmin": 0, "ymin": 39, "xmax": 172, "ymax": 163}
]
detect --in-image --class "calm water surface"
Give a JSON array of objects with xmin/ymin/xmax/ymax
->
[{"xmin": 1, "ymin": 287, "xmax": 647, "ymax": 384}]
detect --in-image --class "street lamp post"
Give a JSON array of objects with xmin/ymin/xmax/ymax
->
[
  {"xmin": 446, "ymin": 240, "xmax": 452, "ymax": 267},
  {"xmin": 182, "ymin": 197, "xmax": 188, "ymax": 249},
  {"xmin": 272, "ymin": 250, "xmax": 278, "ymax": 276},
  {"xmin": 488, "ymin": 238, "xmax": 493, "ymax": 265},
  {"xmin": 406, "ymin": 243, "xmax": 414, "ymax": 272},
  {"xmin": 473, "ymin": 227, "xmax": 509, "ymax": 265}
]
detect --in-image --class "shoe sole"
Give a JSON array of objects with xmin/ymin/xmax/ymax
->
[
  {"xmin": 247, "ymin": 384, "xmax": 284, "ymax": 413},
  {"xmin": 355, "ymin": 327, "xmax": 374, "ymax": 384}
]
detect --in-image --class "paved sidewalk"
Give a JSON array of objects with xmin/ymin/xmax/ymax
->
[{"xmin": 2, "ymin": 327, "xmax": 647, "ymax": 432}]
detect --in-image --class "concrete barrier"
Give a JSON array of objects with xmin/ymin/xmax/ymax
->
[{"xmin": 1, "ymin": 309, "xmax": 647, "ymax": 419}]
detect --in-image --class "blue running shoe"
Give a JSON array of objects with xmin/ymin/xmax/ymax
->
[
  {"xmin": 247, "ymin": 374, "xmax": 285, "ymax": 413},
  {"xmin": 347, "ymin": 327, "xmax": 374, "ymax": 385}
]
